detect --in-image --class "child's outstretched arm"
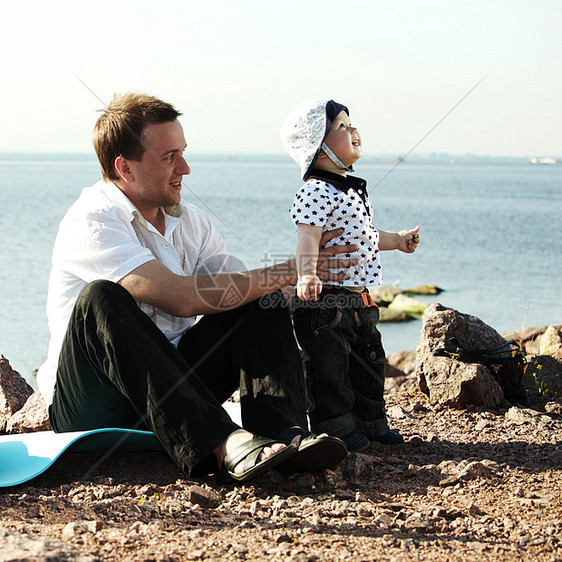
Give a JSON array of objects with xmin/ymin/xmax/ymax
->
[
  {"xmin": 296, "ymin": 223, "xmax": 324, "ymax": 301},
  {"xmin": 379, "ymin": 226, "xmax": 420, "ymax": 253}
]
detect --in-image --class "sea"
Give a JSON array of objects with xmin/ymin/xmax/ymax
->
[{"xmin": 1, "ymin": 153, "xmax": 561, "ymax": 387}]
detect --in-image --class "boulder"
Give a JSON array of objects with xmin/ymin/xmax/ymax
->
[
  {"xmin": 369, "ymin": 286, "xmax": 403, "ymax": 306},
  {"xmin": 415, "ymin": 304, "xmax": 506, "ymax": 409},
  {"xmin": 388, "ymin": 294, "xmax": 427, "ymax": 317},
  {"xmin": 387, "ymin": 350, "xmax": 416, "ymax": 375},
  {"xmin": 385, "ymin": 350, "xmax": 418, "ymax": 392},
  {"xmin": 538, "ymin": 325, "xmax": 562, "ymax": 358},
  {"xmin": 385, "ymin": 372, "xmax": 417, "ymax": 393},
  {"xmin": 524, "ymin": 355, "xmax": 562, "ymax": 404},
  {"xmin": 510, "ymin": 326, "xmax": 547, "ymax": 356},
  {"xmin": 417, "ymin": 303, "xmax": 507, "ymax": 352},
  {"xmin": 0, "ymin": 355, "xmax": 34, "ymax": 433},
  {"xmin": 405, "ymin": 283, "xmax": 443, "ymax": 295},
  {"xmin": 378, "ymin": 307, "xmax": 412, "ymax": 323},
  {"xmin": 417, "ymin": 355, "xmax": 503, "ymax": 409},
  {"xmin": 385, "ymin": 362, "xmax": 407, "ymax": 379},
  {"xmin": 6, "ymin": 390, "xmax": 51, "ymax": 434}
]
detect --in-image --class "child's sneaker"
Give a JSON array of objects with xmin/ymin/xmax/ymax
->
[
  {"xmin": 340, "ymin": 431, "xmax": 370, "ymax": 452},
  {"xmin": 373, "ymin": 430, "xmax": 404, "ymax": 445}
]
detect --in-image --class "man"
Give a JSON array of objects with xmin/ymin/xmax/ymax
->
[{"xmin": 37, "ymin": 93, "xmax": 355, "ymax": 481}]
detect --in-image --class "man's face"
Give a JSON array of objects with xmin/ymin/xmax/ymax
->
[{"xmin": 126, "ymin": 119, "xmax": 190, "ymax": 212}]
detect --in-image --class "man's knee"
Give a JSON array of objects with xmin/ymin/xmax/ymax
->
[{"xmin": 76, "ymin": 280, "xmax": 132, "ymax": 311}]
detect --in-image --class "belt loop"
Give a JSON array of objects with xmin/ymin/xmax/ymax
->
[{"xmin": 361, "ymin": 291, "xmax": 378, "ymax": 308}]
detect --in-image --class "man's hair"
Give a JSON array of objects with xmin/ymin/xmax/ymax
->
[{"xmin": 93, "ymin": 93, "xmax": 182, "ymax": 181}]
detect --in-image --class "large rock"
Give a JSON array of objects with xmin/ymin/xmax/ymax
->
[
  {"xmin": 537, "ymin": 325, "xmax": 562, "ymax": 358},
  {"xmin": 387, "ymin": 350, "xmax": 416, "ymax": 375},
  {"xmin": 524, "ymin": 355, "xmax": 562, "ymax": 405},
  {"xmin": 405, "ymin": 283, "xmax": 443, "ymax": 295},
  {"xmin": 369, "ymin": 285, "xmax": 403, "ymax": 305},
  {"xmin": 417, "ymin": 355, "xmax": 503, "ymax": 409},
  {"xmin": 388, "ymin": 293, "xmax": 428, "ymax": 317},
  {"xmin": 378, "ymin": 307, "xmax": 412, "ymax": 323},
  {"xmin": 385, "ymin": 351, "xmax": 418, "ymax": 392},
  {"xmin": 511, "ymin": 326, "xmax": 547, "ymax": 355},
  {"xmin": 6, "ymin": 390, "xmax": 51, "ymax": 434},
  {"xmin": 417, "ymin": 303, "xmax": 507, "ymax": 352},
  {"xmin": 415, "ymin": 304, "xmax": 505, "ymax": 409},
  {"xmin": 0, "ymin": 355, "xmax": 34, "ymax": 433}
]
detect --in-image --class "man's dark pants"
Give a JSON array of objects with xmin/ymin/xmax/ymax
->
[{"xmin": 49, "ymin": 281, "xmax": 307, "ymax": 475}]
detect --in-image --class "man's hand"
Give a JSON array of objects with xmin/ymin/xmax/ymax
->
[
  {"xmin": 397, "ymin": 226, "xmax": 420, "ymax": 253},
  {"xmin": 316, "ymin": 228, "xmax": 358, "ymax": 282}
]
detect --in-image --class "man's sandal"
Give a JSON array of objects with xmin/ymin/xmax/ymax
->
[
  {"xmin": 222, "ymin": 436, "xmax": 297, "ymax": 482},
  {"xmin": 275, "ymin": 428, "xmax": 348, "ymax": 475}
]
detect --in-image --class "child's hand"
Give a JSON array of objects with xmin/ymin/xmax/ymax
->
[
  {"xmin": 397, "ymin": 226, "xmax": 420, "ymax": 253},
  {"xmin": 297, "ymin": 275, "xmax": 323, "ymax": 301}
]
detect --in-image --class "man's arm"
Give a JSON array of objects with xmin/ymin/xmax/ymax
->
[
  {"xmin": 119, "ymin": 228, "xmax": 357, "ymax": 317},
  {"xmin": 119, "ymin": 259, "xmax": 289, "ymax": 317}
]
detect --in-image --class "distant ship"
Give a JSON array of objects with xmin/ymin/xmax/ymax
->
[
  {"xmin": 529, "ymin": 157, "xmax": 557, "ymax": 165},
  {"xmin": 374, "ymin": 156, "xmax": 404, "ymax": 163}
]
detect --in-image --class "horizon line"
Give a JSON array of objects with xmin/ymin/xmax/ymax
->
[{"xmin": 0, "ymin": 150, "xmax": 558, "ymax": 160}]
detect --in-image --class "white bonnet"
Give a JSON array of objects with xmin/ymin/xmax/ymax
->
[{"xmin": 281, "ymin": 99, "xmax": 350, "ymax": 180}]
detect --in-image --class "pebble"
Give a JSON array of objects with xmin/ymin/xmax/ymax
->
[
  {"xmin": 475, "ymin": 419, "xmax": 489, "ymax": 431},
  {"xmin": 387, "ymin": 405, "xmax": 411, "ymax": 419},
  {"xmin": 374, "ymin": 513, "xmax": 393, "ymax": 527},
  {"xmin": 404, "ymin": 512, "xmax": 432, "ymax": 531},
  {"xmin": 505, "ymin": 407, "xmax": 540, "ymax": 424},
  {"xmin": 186, "ymin": 485, "xmax": 220, "ymax": 508}
]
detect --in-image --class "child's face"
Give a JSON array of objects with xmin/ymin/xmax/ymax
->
[{"xmin": 323, "ymin": 110, "xmax": 362, "ymax": 167}]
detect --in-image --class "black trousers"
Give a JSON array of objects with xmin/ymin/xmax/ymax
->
[
  {"xmin": 50, "ymin": 281, "xmax": 307, "ymax": 475},
  {"xmin": 292, "ymin": 289, "xmax": 390, "ymax": 439}
]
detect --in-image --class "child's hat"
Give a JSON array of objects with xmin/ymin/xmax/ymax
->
[{"xmin": 281, "ymin": 99, "xmax": 352, "ymax": 180}]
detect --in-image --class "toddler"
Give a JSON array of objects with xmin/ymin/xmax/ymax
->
[{"xmin": 281, "ymin": 99, "xmax": 419, "ymax": 451}]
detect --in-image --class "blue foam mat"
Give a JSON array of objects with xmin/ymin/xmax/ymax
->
[
  {"xmin": 0, "ymin": 401, "xmax": 242, "ymax": 487},
  {"xmin": 0, "ymin": 428, "xmax": 163, "ymax": 487}
]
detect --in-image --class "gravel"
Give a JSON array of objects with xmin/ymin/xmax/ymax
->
[{"xmin": 1, "ymin": 385, "xmax": 560, "ymax": 561}]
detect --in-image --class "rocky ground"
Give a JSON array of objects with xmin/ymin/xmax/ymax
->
[
  {"xmin": 1, "ymin": 311, "xmax": 561, "ymax": 561},
  {"xmin": 1, "ymin": 379, "xmax": 561, "ymax": 561}
]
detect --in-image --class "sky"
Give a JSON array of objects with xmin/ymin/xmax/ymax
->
[{"xmin": 1, "ymin": 0, "xmax": 561, "ymax": 158}]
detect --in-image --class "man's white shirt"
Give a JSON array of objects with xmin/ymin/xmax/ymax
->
[{"xmin": 37, "ymin": 180, "xmax": 236, "ymax": 405}]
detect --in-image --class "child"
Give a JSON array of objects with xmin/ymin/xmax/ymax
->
[{"xmin": 281, "ymin": 99, "xmax": 420, "ymax": 452}]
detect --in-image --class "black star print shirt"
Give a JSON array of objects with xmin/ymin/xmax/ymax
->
[{"xmin": 290, "ymin": 168, "xmax": 382, "ymax": 287}]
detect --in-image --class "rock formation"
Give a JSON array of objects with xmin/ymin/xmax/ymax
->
[
  {"xmin": 0, "ymin": 355, "xmax": 51, "ymax": 434},
  {"xmin": 415, "ymin": 304, "xmax": 506, "ymax": 409},
  {"xmin": 0, "ymin": 355, "xmax": 34, "ymax": 432},
  {"xmin": 6, "ymin": 391, "xmax": 51, "ymax": 434}
]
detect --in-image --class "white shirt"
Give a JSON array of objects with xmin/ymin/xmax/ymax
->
[
  {"xmin": 37, "ymin": 180, "xmax": 235, "ymax": 405},
  {"xmin": 290, "ymin": 172, "xmax": 382, "ymax": 287}
]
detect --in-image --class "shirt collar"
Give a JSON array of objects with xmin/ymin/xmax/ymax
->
[
  {"xmin": 101, "ymin": 181, "xmax": 184, "ymax": 229},
  {"xmin": 307, "ymin": 168, "xmax": 367, "ymax": 194},
  {"xmin": 165, "ymin": 203, "xmax": 184, "ymax": 218}
]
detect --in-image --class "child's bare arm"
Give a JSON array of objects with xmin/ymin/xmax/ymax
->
[
  {"xmin": 296, "ymin": 223, "xmax": 324, "ymax": 301},
  {"xmin": 378, "ymin": 226, "xmax": 420, "ymax": 253}
]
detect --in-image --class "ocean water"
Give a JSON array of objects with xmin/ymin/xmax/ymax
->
[{"xmin": 1, "ymin": 153, "xmax": 561, "ymax": 385}]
